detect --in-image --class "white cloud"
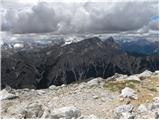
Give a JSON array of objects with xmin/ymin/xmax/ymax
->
[{"xmin": 1, "ymin": 1, "xmax": 159, "ymax": 34}]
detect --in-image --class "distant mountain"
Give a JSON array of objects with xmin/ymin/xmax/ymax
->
[
  {"xmin": 1, "ymin": 37, "xmax": 159, "ymax": 89},
  {"xmin": 115, "ymin": 38, "xmax": 159, "ymax": 56}
]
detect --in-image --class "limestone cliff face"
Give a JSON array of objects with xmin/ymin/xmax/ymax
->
[{"xmin": 1, "ymin": 37, "xmax": 159, "ymax": 89}]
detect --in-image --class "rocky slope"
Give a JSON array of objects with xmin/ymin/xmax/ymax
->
[
  {"xmin": 1, "ymin": 37, "xmax": 159, "ymax": 89},
  {"xmin": 0, "ymin": 70, "xmax": 159, "ymax": 119}
]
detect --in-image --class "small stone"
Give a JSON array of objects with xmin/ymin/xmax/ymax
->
[
  {"xmin": 126, "ymin": 100, "xmax": 130, "ymax": 104},
  {"xmin": 101, "ymin": 97, "xmax": 106, "ymax": 102},
  {"xmin": 119, "ymin": 98, "xmax": 124, "ymax": 101},
  {"xmin": 138, "ymin": 104, "xmax": 147, "ymax": 113},
  {"xmin": 61, "ymin": 84, "xmax": 66, "ymax": 87},
  {"xmin": 93, "ymin": 95, "xmax": 99, "ymax": 99},
  {"xmin": 155, "ymin": 112, "xmax": 159, "ymax": 119}
]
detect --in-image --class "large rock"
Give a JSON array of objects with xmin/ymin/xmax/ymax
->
[
  {"xmin": 49, "ymin": 85, "xmax": 58, "ymax": 90},
  {"xmin": 120, "ymin": 112, "xmax": 135, "ymax": 119},
  {"xmin": 120, "ymin": 87, "xmax": 138, "ymax": 99},
  {"xmin": 137, "ymin": 70, "xmax": 152, "ymax": 79},
  {"xmin": 126, "ymin": 75, "xmax": 140, "ymax": 81},
  {"xmin": 106, "ymin": 73, "xmax": 128, "ymax": 81},
  {"xmin": 0, "ymin": 89, "xmax": 18, "ymax": 101},
  {"xmin": 6, "ymin": 105, "xmax": 26, "ymax": 119},
  {"xmin": 87, "ymin": 77, "xmax": 102, "ymax": 87},
  {"xmin": 50, "ymin": 106, "xmax": 81, "ymax": 119},
  {"xmin": 114, "ymin": 104, "xmax": 134, "ymax": 119},
  {"xmin": 148, "ymin": 97, "xmax": 159, "ymax": 111},
  {"xmin": 25, "ymin": 102, "xmax": 43, "ymax": 118},
  {"xmin": 153, "ymin": 71, "xmax": 159, "ymax": 75},
  {"xmin": 114, "ymin": 104, "xmax": 134, "ymax": 114}
]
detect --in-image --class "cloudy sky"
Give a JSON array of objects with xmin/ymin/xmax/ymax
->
[{"xmin": 1, "ymin": 0, "xmax": 159, "ymax": 34}]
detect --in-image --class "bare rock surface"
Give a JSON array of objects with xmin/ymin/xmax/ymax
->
[{"xmin": 1, "ymin": 70, "xmax": 159, "ymax": 119}]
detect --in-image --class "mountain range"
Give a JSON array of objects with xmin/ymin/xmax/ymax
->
[{"xmin": 1, "ymin": 37, "xmax": 159, "ymax": 89}]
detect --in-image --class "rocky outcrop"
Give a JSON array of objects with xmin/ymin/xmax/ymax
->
[{"xmin": 1, "ymin": 37, "xmax": 159, "ymax": 89}]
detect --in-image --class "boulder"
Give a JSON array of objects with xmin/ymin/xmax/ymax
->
[
  {"xmin": 6, "ymin": 105, "xmax": 27, "ymax": 119},
  {"xmin": 137, "ymin": 70, "xmax": 152, "ymax": 79},
  {"xmin": 120, "ymin": 87, "xmax": 138, "ymax": 99},
  {"xmin": 87, "ymin": 77, "xmax": 102, "ymax": 87},
  {"xmin": 106, "ymin": 73, "xmax": 127, "ymax": 81},
  {"xmin": 0, "ymin": 89, "xmax": 18, "ymax": 101},
  {"xmin": 41, "ymin": 107, "xmax": 51, "ymax": 118},
  {"xmin": 25, "ymin": 102, "xmax": 43, "ymax": 118},
  {"xmin": 50, "ymin": 106, "xmax": 81, "ymax": 119},
  {"xmin": 121, "ymin": 112, "xmax": 135, "ymax": 119},
  {"xmin": 49, "ymin": 85, "xmax": 58, "ymax": 90},
  {"xmin": 114, "ymin": 104, "xmax": 134, "ymax": 119},
  {"xmin": 114, "ymin": 104, "xmax": 134, "ymax": 114},
  {"xmin": 126, "ymin": 75, "xmax": 140, "ymax": 81},
  {"xmin": 153, "ymin": 71, "xmax": 159, "ymax": 75},
  {"xmin": 149, "ymin": 97, "xmax": 159, "ymax": 111}
]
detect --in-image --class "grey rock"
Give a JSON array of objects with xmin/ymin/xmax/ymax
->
[
  {"xmin": 78, "ymin": 114, "xmax": 97, "ymax": 119},
  {"xmin": 121, "ymin": 112, "xmax": 135, "ymax": 119},
  {"xmin": 0, "ymin": 89, "xmax": 18, "ymax": 101},
  {"xmin": 126, "ymin": 75, "xmax": 140, "ymax": 81},
  {"xmin": 25, "ymin": 102, "xmax": 43, "ymax": 118},
  {"xmin": 114, "ymin": 104, "xmax": 134, "ymax": 114},
  {"xmin": 49, "ymin": 85, "xmax": 58, "ymax": 90},
  {"xmin": 120, "ymin": 87, "xmax": 138, "ymax": 99},
  {"xmin": 138, "ymin": 104, "xmax": 147, "ymax": 113},
  {"xmin": 155, "ymin": 112, "xmax": 159, "ymax": 119},
  {"xmin": 36, "ymin": 90, "xmax": 46, "ymax": 95},
  {"xmin": 137, "ymin": 70, "xmax": 152, "ymax": 79},
  {"xmin": 87, "ymin": 77, "xmax": 102, "ymax": 87},
  {"xmin": 50, "ymin": 106, "xmax": 81, "ymax": 119}
]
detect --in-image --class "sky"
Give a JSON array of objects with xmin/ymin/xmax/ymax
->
[{"xmin": 1, "ymin": 0, "xmax": 159, "ymax": 35}]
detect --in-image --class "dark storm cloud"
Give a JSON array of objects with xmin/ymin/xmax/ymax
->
[{"xmin": 1, "ymin": 1, "xmax": 159, "ymax": 34}]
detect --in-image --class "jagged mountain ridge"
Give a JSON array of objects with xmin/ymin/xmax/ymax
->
[
  {"xmin": 1, "ymin": 37, "xmax": 159, "ymax": 89},
  {"xmin": 116, "ymin": 38, "xmax": 159, "ymax": 56}
]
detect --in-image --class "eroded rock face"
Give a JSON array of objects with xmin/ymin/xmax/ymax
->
[{"xmin": 1, "ymin": 37, "xmax": 159, "ymax": 89}]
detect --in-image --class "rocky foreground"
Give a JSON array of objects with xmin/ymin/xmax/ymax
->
[{"xmin": 0, "ymin": 70, "xmax": 159, "ymax": 119}]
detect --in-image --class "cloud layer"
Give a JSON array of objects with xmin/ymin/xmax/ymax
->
[{"xmin": 1, "ymin": 1, "xmax": 159, "ymax": 34}]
